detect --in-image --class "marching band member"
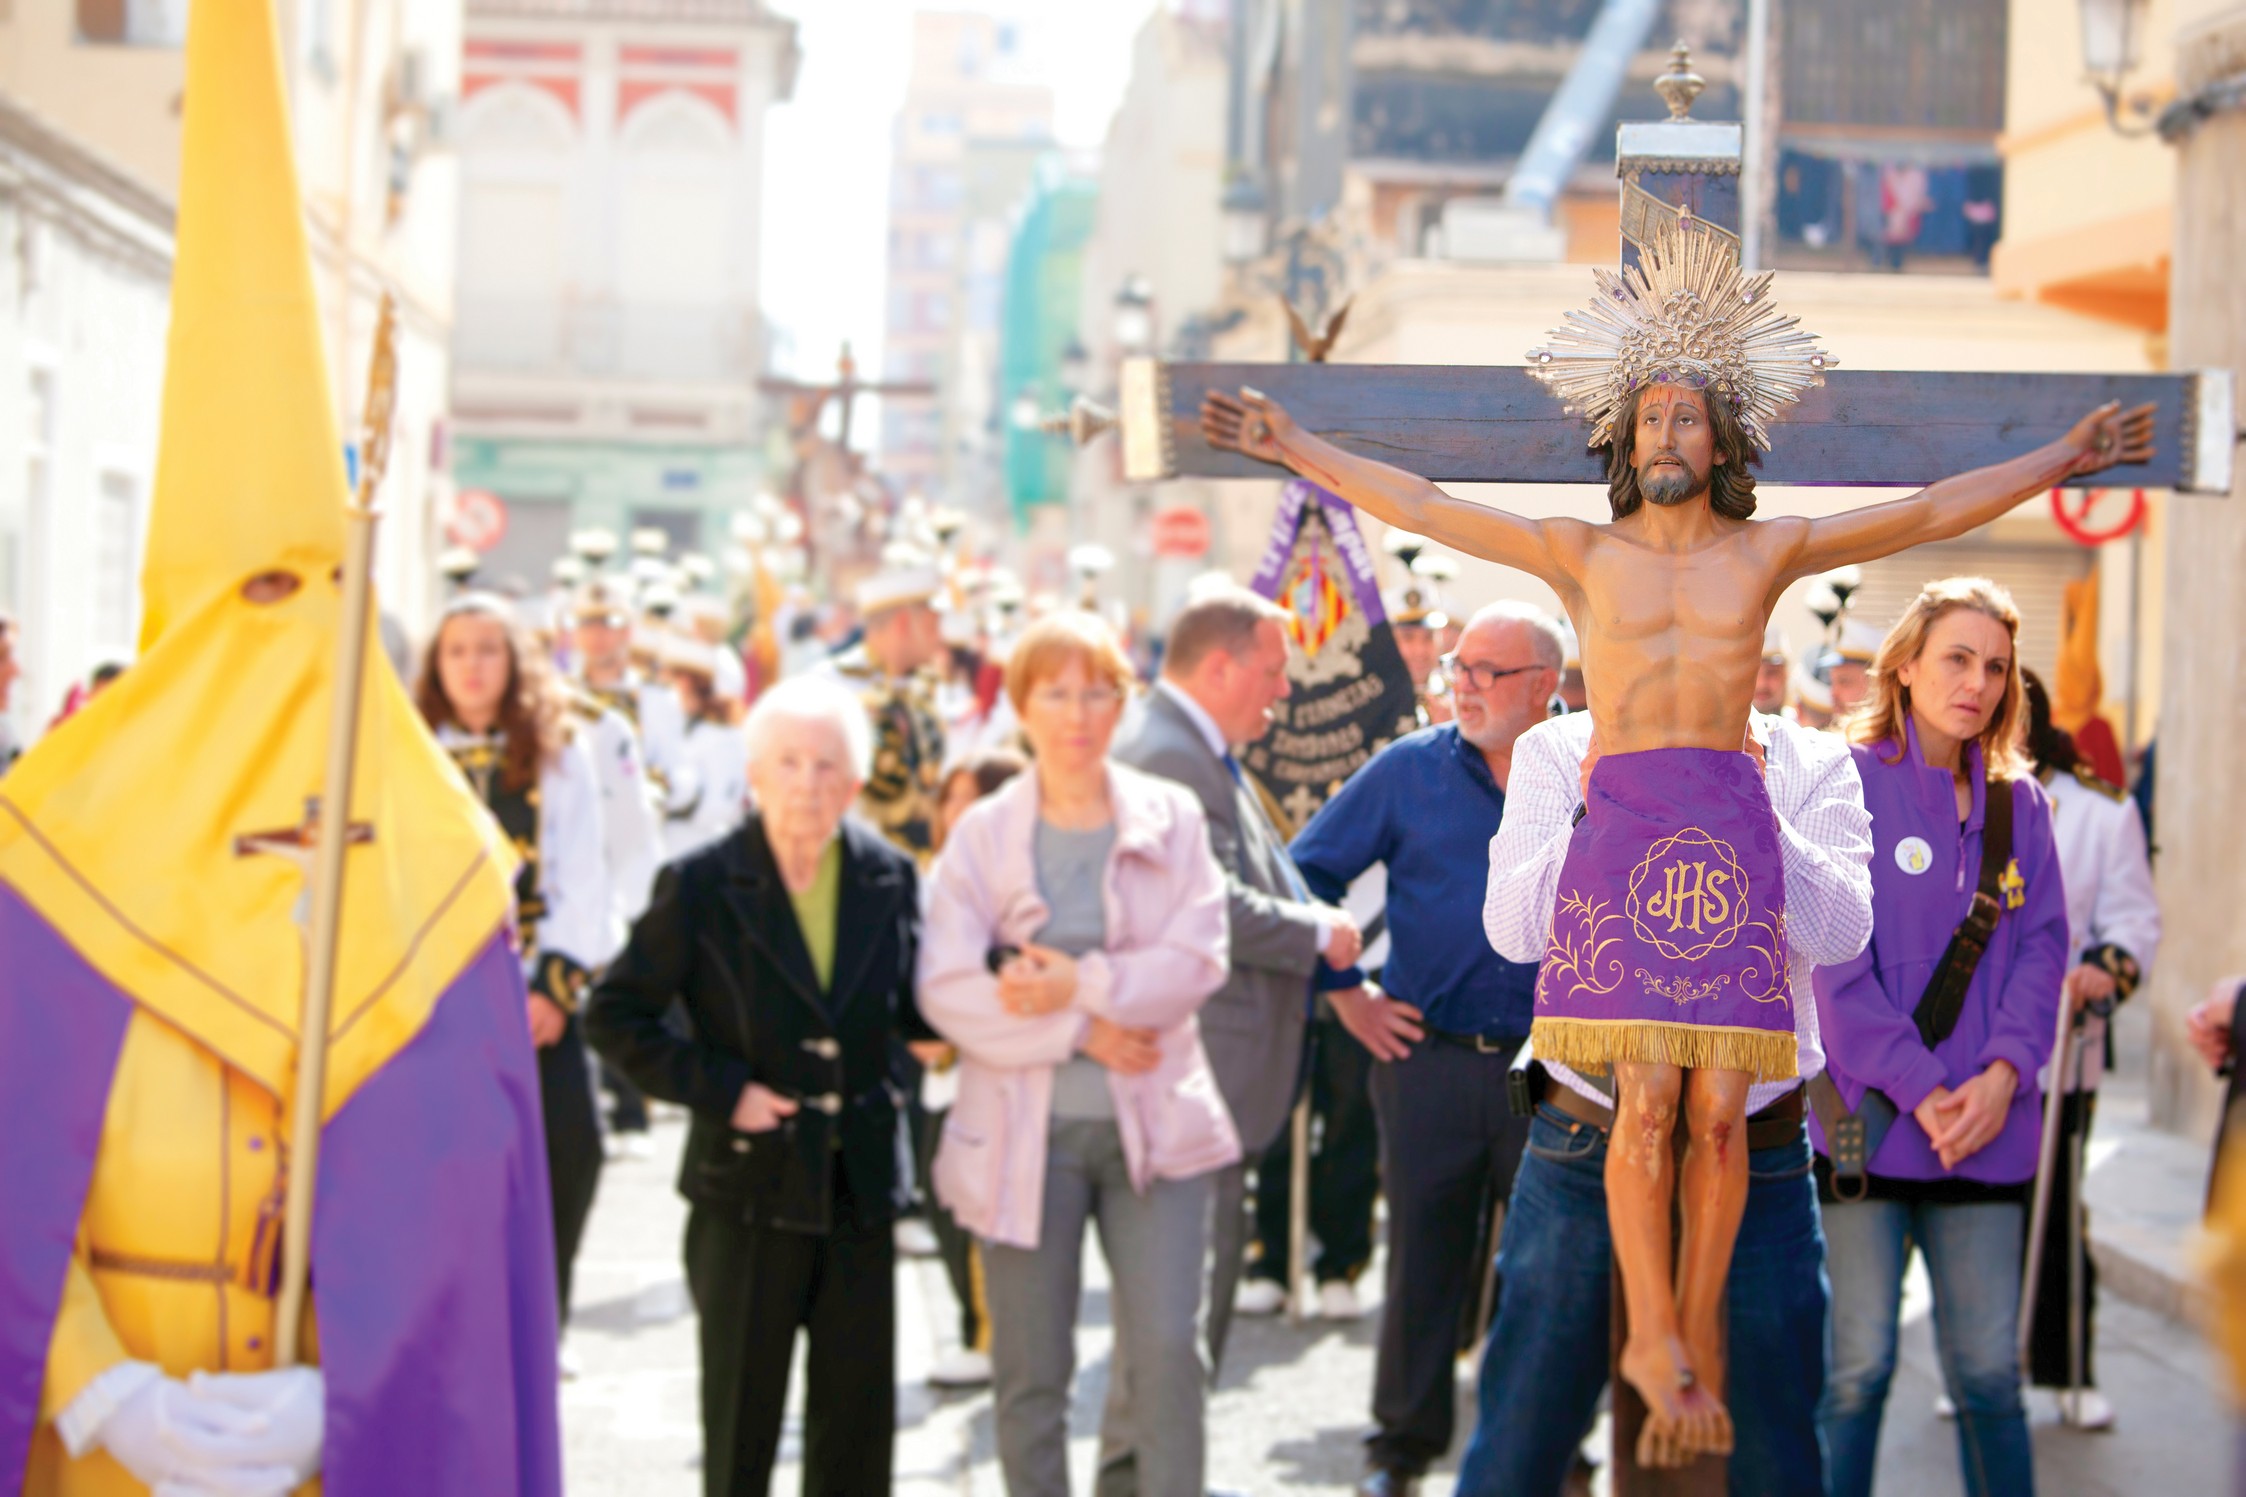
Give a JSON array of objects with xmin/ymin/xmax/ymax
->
[
  {"xmin": 570, "ymin": 580, "xmax": 697, "ymax": 826},
  {"xmin": 1384, "ymin": 583, "xmax": 1451, "ymax": 727},
  {"xmin": 1755, "ymin": 625, "xmax": 1795, "ymax": 720},
  {"xmin": 661, "ymin": 638, "xmax": 752, "ymax": 862},
  {"xmin": 2019, "ymin": 669, "xmax": 2159, "ymax": 1430},
  {"xmin": 416, "ymin": 595, "xmax": 611, "ymax": 1328},
  {"xmin": 817, "ymin": 560, "xmax": 948, "ymax": 864}
]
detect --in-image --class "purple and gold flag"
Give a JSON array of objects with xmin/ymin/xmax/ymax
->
[{"xmin": 1241, "ymin": 480, "xmax": 1420, "ymax": 838}]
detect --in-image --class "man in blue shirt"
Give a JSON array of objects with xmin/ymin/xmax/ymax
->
[{"xmin": 1291, "ymin": 601, "xmax": 1566, "ymax": 1496}]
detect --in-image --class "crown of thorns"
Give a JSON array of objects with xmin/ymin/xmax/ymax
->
[{"xmin": 1526, "ymin": 215, "xmax": 1835, "ymax": 453}]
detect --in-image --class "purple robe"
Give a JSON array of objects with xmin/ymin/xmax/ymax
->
[
  {"xmin": 1530, "ymin": 746, "xmax": 1798, "ymax": 1083},
  {"xmin": 0, "ymin": 884, "xmax": 562, "ymax": 1494}
]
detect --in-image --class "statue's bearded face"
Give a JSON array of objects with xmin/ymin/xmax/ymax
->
[{"xmin": 1630, "ymin": 382, "xmax": 1721, "ymax": 508}]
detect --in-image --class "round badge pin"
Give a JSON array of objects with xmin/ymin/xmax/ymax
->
[{"xmin": 1894, "ymin": 836, "xmax": 1933, "ymax": 875}]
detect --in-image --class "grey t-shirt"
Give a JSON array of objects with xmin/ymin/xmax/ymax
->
[{"xmin": 1036, "ymin": 820, "xmax": 1118, "ymax": 1119}]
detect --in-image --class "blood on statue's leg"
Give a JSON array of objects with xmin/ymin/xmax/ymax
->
[
  {"xmin": 1534, "ymin": 748, "xmax": 1800, "ymax": 1470},
  {"xmin": 1610, "ymin": 1060, "xmax": 1722, "ymax": 1468},
  {"xmin": 1674, "ymin": 1066, "xmax": 1751, "ymax": 1458}
]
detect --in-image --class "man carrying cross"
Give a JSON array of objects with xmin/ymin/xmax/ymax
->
[{"xmin": 1203, "ymin": 216, "xmax": 2153, "ymax": 1466}]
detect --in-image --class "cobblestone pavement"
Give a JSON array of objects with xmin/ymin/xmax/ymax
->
[{"xmin": 563, "ymin": 1111, "xmax": 2232, "ymax": 1495}]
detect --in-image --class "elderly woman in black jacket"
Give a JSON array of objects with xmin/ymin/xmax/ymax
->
[{"xmin": 587, "ymin": 673, "xmax": 929, "ymax": 1497}]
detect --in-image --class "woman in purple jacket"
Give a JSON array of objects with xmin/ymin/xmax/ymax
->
[{"xmin": 1813, "ymin": 577, "xmax": 2068, "ymax": 1497}]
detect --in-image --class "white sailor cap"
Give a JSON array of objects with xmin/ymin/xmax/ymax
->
[
  {"xmin": 1761, "ymin": 624, "xmax": 1790, "ymax": 665},
  {"xmin": 570, "ymin": 578, "xmax": 633, "ymax": 624},
  {"xmin": 855, "ymin": 562, "xmax": 946, "ymax": 617},
  {"xmin": 1835, "ymin": 616, "xmax": 1885, "ymax": 666},
  {"xmin": 1794, "ymin": 669, "xmax": 1834, "ymax": 716}
]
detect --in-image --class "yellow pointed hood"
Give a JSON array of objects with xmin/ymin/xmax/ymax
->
[
  {"xmin": 0, "ymin": 0, "xmax": 515, "ymax": 1118},
  {"xmin": 138, "ymin": 0, "xmax": 345, "ymax": 650}
]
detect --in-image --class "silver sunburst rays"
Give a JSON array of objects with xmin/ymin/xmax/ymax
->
[{"xmin": 1526, "ymin": 214, "xmax": 1835, "ymax": 453}]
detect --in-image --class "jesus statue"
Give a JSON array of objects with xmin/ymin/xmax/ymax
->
[{"xmin": 1201, "ymin": 219, "xmax": 2152, "ymax": 1468}]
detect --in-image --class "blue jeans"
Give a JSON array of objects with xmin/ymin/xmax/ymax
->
[
  {"xmin": 1454, "ymin": 1104, "xmax": 1829, "ymax": 1497},
  {"xmin": 1820, "ymin": 1195, "xmax": 2034, "ymax": 1497}
]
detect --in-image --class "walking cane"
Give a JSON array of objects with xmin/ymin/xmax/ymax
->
[
  {"xmin": 1287, "ymin": 1095, "xmax": 1312, "ymax": 1325},
  {"xmin": 2062, "ymin": 998, "xmax": 2114, "ymax": 1415},
  {"xmin": 273, "ymin": 294, "xmax": 399, "ymax": 1366},
  {"xmin": 2016, "ymin": 981, "xmax": 2082, "ymax": 1377}
]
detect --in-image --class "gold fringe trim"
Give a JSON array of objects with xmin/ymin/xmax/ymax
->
[{"xmin": 1531, "ymin": 1016, "xmax": 1799, "ymax": 1084}]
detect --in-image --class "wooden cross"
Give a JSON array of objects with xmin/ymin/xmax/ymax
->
[
  {"xmin": 1098, "ymin": 50, "xmax": 2233, "ymax": 499},
  {"xmin": 758, "ymin": 342, "xmax": 937, "ymax": 459},
  {"xmin": 1075, "ymin": 48, "xmax": 2238, "ymax": 1496}
]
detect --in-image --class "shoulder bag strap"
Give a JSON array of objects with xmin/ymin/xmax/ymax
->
[{"xmin": 1911, "ymin": 776, "xmax": 2014, "ymax": 1049}]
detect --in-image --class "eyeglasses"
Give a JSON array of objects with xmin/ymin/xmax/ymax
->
[
  {"xmin": 1438, "ymin": 654, "xmax": 1545, "ymax": 693},
  {"xmin": 1028, "ymin": 685, "xmax": 1126, "ymax": 713}
]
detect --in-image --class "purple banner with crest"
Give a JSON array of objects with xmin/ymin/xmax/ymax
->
[{"xmin": 1240, "ymin": 481, "xmax": 1421, "ymax": 838}]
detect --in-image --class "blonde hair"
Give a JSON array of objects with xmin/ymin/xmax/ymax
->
[
  {"xmin": 1004, "ymin": 609, "xmax": 1136, "ymax": 713},
  {"xmin": 1845, "ymin": 576, "xmax": 2031, "ymax": 780}
]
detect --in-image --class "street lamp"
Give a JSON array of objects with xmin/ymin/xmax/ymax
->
[
  {"xmin": 2078, "ymin": 0, "xmax": 2157, "ymax": 135},
  {"xmin": 1059, "ymin": 337, "xmax": 1091, "ymax": 396},
  {"xmin": 1112, "ymin": 277, "xmax": 1156, "ymax": 356},
  {"xmin": 1221, "ymin": 175, "xmax": 1268, "ymax": 265}
]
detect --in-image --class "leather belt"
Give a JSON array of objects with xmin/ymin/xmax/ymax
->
[
  {"xmin": 1540, "ymin": 1081, "xmax": 1806, "ymax": 1152},
  {"xmin": 1424, "ymin": 1026, "xmax": 1525, "ymax": 1055}
]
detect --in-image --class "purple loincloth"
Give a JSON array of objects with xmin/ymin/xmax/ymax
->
[{"xmin": 1531, "ymin": 747, "xmax": 1797, "ymax": 1082}]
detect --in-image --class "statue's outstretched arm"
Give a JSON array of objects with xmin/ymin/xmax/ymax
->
[
  {"xmin": 1779, "ymin": 401, "xmax": 2154, "ymax": 583},
  {"xmin": 1201, "ymin": 387, "xmax": 1568, "ymax": 588}
]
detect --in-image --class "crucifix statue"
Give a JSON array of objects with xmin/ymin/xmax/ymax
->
[
  {"xmin": 1061, "ymin": 47, "xmax": 2227, "ymax": 1482},
  {"xmin": 1204, "ymin": 209, "xmax": 2152, "ymax": 1465},
  {"xmin": 758, "ymin": 341, "xmax": 936, "ymax": 460}
]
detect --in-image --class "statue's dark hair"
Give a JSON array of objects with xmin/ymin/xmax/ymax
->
[{"xmin": 1603, "ymin": 382, "xmax": 1761, "ymax": 521}]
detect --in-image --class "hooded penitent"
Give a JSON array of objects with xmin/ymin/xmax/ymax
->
[{"xmin": 0, "ymin": 2, "xmax": 561, "ymax": 1492}]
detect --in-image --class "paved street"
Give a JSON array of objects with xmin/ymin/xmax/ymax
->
[{"xmin": 562, "ymin": 1104, "xmax": 2232, "ymax": 1496}]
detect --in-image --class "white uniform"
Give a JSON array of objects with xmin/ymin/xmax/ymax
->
[
  {"xmin": 2044, "ymin": 767, "xmax": 2160, "ymax": 1091},
  {"xmin": 663, "ymin": 717, "xmax": 750, "ymax": 861},
  {"xmin": 436, "ymin": 724, "xmax": 611, "ymax": 983},
  {"xmin": 936, "ymin": 676, "xmax": 1019, "ymax": 773},
  {"xmin": 573, "ymin": 700, "xmax": 664, "ymax": 960},
  {"xmin": 631, "ymin": 676, "xmax": 700, "ymax": 819}
]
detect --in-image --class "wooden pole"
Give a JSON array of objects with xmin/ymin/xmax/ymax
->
[
  {"xmin": 274, "ymin": 292, "xmax": 399, "ymax": 1366},
  {"xmin": 1285, "ymin": 1096, "xmax": 1312, "ymax": 1325}
]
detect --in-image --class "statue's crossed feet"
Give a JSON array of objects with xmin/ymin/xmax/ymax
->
[{"xmin": 1620, "ymin": 1331, "xmax": 1735, "ymax": 1469}]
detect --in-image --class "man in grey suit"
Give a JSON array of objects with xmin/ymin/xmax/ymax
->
[{"xmin": 1100, "ymin": 584, "xmax": 1361, "ymax": 1494}]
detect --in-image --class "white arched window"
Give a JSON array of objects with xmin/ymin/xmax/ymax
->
[
  {"xmin": 454, "ymin": 84, "xmax": 576, "ymax": 371},
  {"xmin": 614, "ymin": 92, "xmax": 738, "ymax": 380}
]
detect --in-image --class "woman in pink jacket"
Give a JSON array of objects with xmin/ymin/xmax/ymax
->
[{"xmin": 919, "ymin": 610, "xmax": 1240, "ymax": 1497}]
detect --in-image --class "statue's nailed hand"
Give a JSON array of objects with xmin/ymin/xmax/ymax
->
[
  {"xmin": 2063, "ymin": 400, "xmax": 2157, "ymax": 478},
  {"xmin": 1201, "ymin": 386, "xmax": 1294, "ymax": 466}
]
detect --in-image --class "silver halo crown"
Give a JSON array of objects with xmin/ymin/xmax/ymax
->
[{"xmin": 1526, "ymin": 214, "xmax": 1835, "ymax": 454}]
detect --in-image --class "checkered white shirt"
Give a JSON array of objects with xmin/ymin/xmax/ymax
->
[{"xmin": 1484, "ymin": 711, "xmax": 1875, "ymax": 1114}]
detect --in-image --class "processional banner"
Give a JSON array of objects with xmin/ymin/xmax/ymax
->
[{"xmin": 1241, "ymin": 480, "xmax": 1420, "ymax": 840}]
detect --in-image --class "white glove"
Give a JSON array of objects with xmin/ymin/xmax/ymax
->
[
  {"xmin": 93, "ymin": 1368, "xmax": 295, "ymax": 1494},
  {"xmin": 159, "ymin": 1368, "xmax": 325, "ymax": 1494}
]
